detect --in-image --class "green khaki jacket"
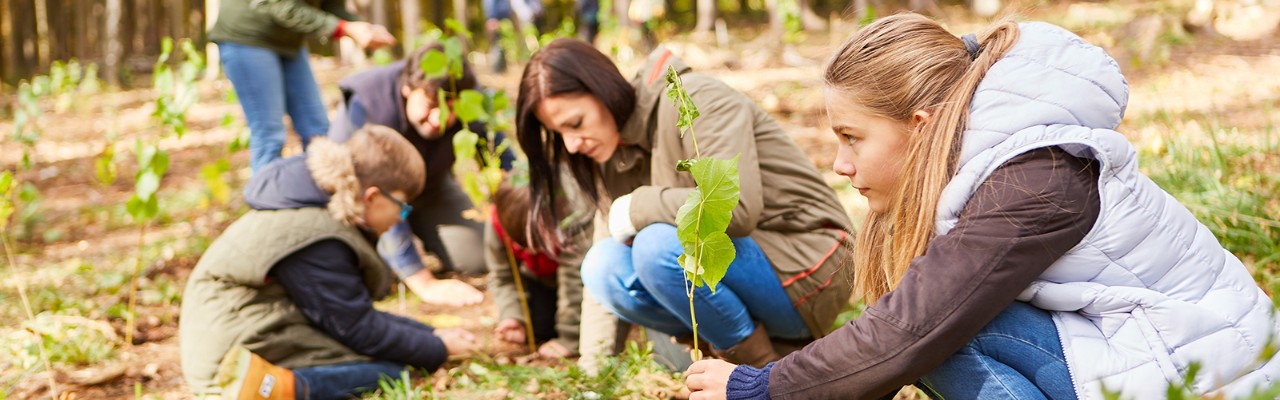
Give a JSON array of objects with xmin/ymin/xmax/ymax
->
[
  {"xmin": 179, "ymin": 207, "xmax": 391, "ymax": 395},
  {"xmin": 208, "ymin": 0, "xmax": 358, "ymax": 58},
  {"xmin": 599, "ymin": 49, "xmax": 855, "ymax": 338}
]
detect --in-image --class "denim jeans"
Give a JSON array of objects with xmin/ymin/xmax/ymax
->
[
  {"xmin": 219, "ymin": 42, "xmax": 329, "ymax": 172},
  {"xmin": 918, "ymin": 301, "xmax": 1078, "ymax": 400},
  {"xmin": 293, "ymin": 361, "xmax": 405, "ymax": 400},
  {"xmin": 581, "ymin": 223, "xmax": 810, "ymax": 349}
]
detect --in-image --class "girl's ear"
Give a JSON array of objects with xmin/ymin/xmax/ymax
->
[
  {"xmin": 401, "ymin": 85, "xmax": 413, "ymax": 99},
  {"xmin": 362, "ymin": 186, "xmax": 380, "ymax": 204},
  {"xmin": 910, "ymin": 109, "xmax": 933, "ymax": 132}
]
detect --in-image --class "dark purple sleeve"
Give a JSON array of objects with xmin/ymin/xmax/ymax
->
[
  {"xmin": 271, "ymin": 240, "xmax": 449, "ymax": 371},
  {"xmin": 768, "ymin": 147, "xmax": 1102, "ymax": 399}
]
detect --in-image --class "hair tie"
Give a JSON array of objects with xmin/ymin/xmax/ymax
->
[{"xmin": 962, "ymin": 33, "xmax": 981, "ymax": 60}]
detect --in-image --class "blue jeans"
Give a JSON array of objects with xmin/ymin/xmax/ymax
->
[
  {"xmin": 293, "ymin": 361, "xmax": 406, "ymax": 400},
  {"xmin": 918, "ymin": 302, "xmax": 1077, "ymax": 400},
  {"xmin": 581, "ymin": 223, "xmax": 810, "ymax": 349},
  {"xmin": 219, "ymin": 42, "xmax": 329, "ymax": 172}
]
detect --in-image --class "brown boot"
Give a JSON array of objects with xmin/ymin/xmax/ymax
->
[
  {"xmin": 770, "ymin": 337, "xmax": 813, "ymax": 357},
  {"xmin": 713, "ymin": 322, "xmax": 780, "ymax": 368}
]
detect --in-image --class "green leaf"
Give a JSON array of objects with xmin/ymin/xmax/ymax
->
[
  {"xmin": 135, "ymin": 169, "xmax": 161, "ymax": 200},
  {"xmin": 157, "ymin": 37, "xmax": 173, "ymax": 65},
  {"xmin": 0, "ymin": 171, "xmax": 12, "ymax": 193},
  {"xmin": 491, "ymin": 90, "xmax": 510, "ymax": 113},
  {"xmin": 420, "ymin": 50, "xmax": 449, "ymax": 79},
  {"xmin": 437, "ymin": 90, "xmax": 452, "ymax": 136},
  {"xmin": 200, "ymin": 160, "xmax": 232, "ymax": 205},
  {"xmin": 442, "ymin": 37, "xmax": 465, "ymax": 80},
  {"xmin": 694, "ymin": 232, "xmax": 735, "ymax": 291},
  {"xmin": 453, "ymin": 128, "xmax": 479, "ymax": 163},
  {"xmin": 153, "ymin": 149, "xmax": 170, "ymax": 177},
  {"xmin": 455, "ymin": 90, "xmax": 487, "ymax": 124},
  {"xmin": 444, "ymin": 18, "xmax": 473, "ymax": 40},
  {"xmin": 664, "ymin": 66, "xmax": 700, "ymax": 137},
  {"xmin": 674, "ymin": 155, "xmax": 742, "ymax": 292},
  {"xmin": 126, "ymin": 195, "xmax": 159, "ymax": 222},
  {"xmin": 96, "ymin": 144, "xmax": 117, "ymax": 186}
]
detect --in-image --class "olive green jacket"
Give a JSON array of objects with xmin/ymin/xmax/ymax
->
[
  {"xmin": 208, "ymin": 0, "xmax": 358, "ymax": 57},
  {"xmin": 178, "ymin": 207, "xmax": 391, "ymax": 395},
  {"xmin": 598, "ymin": 49, "xmax": 855, "ymax": 338}
]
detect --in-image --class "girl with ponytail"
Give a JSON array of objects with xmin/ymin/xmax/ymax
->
[{"xmin": 685, "ymin": 14, "xmax": 1280, "ymax": 400}]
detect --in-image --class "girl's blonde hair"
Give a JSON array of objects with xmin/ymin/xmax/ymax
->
[
  {"xmin": 308, "ymin": 125, "xmax": 426, "ymax": 226},
  {"xmin": 824, "ymin": 14, "xmax": 1020, "ymax": 304}
]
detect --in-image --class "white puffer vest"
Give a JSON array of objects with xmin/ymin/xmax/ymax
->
[{"xmin": 935, "ymin": 22, "xmax": 1280, "ymax": 399}]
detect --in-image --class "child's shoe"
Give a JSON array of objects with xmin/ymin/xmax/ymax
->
[{"xmin": 215, "ymin": 346, "xmax": 296, "ymax": 400}]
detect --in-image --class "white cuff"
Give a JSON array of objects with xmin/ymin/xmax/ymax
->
[{"xmin": 608, "ymin": 194, "xmax": 638, "ymax": 243}]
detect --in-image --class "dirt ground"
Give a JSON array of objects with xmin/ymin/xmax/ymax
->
[{"xmin": 2, "ymin": 1, "xmax": 1279, "ymax": 399}]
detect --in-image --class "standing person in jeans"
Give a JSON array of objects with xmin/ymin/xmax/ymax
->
[
  {"xmin": 514, "ymin": 39, "xmax": 853, "ymax": 369},
  {"xmin": 209, "ymin": 0, "xmax": 396, "ymax": 172},
  {"xmin": 179, "ymin": 126, "xmax": 476, "ymax": 400},
  {"xmin": 329, "ymin": 44, "xmax": 515, "ymax": 306},
  {"xmin": 684, "ymin": 15, "xmax": 1280, "ymax": 400}
]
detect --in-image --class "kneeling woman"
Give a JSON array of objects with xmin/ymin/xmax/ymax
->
[{"xmin": 515, "ymin": 39, "xmax": 853, "ymax": 367}]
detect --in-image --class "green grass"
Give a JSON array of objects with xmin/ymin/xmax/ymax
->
[
  {"xmin": 1142, "ymin": 124, "xmax": 1280, "ymax": 271},
  {"xmin": 362, "ymin": 341, "xmax": 682, "ymax": 399}
]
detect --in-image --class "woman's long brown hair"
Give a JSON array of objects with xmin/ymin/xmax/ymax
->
[{"xmin": 515, "ymin": 39, "xmax": 636, "ymax": 256}]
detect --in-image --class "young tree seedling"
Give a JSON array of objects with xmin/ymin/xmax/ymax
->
[{"xmin": 665, "ymin": 66, "xmax": 742, "ymax": 361}]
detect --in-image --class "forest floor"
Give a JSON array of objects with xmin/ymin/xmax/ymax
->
[{"xmin": 2, "ymin": 1, "xmax": 1279, "ymax": 399}]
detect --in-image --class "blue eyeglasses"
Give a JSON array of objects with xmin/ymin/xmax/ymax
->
[{"xmin": 377, "ymin": 187, "xmax": 413, "ymax": 220}]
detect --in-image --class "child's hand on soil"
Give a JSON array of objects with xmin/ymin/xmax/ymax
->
[
  {"xmin": 494, "ymin": 318, "xmax": 526, "ymax": 344},
  {"xmin": 436, "ymin": 328, "xmax": 477, "ymax": 356},
  {"xmin": 537, "ymin": 340, "xmax": 572, "ymax": 358},
  {"xmin": 405, "ymin": 272, "xmax": 484, "ymax": 306}
]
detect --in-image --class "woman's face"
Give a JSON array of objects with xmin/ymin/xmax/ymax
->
[
  {"xmin": 825, "ymin": 89, "xmax": 916, "ymax": 213},
  {"xmin": 402, "ymin": 86, "xmax": 456, "ymax": 139},
  {"xmin": 535, "ymin": 92, "xmax": 620, "ymax": 163}
]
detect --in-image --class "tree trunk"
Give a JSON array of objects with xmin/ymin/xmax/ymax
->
[
  {"xmin": 0, "ymin": 0, "xmax": 9, "ymax": 85},
  {"xmin": 204, "ymin": 0, "xmax": 219, "ymax": 79},
  {"xmin": 400, "ymin": 0, "xmax": 420, "ymax": 52},
  {"xmin": 105, "ymin": 0, "xmax": 122, "ymax": 86},
  {"xmin": 451, "ymin": 0, "xmax": 465, "ymax": 26},
  {"xmin": 695, "ymin": 0, "xmax": 715, "ymax": 32},
  {"xmin": 34, "ymin": 0, "xmax": 49, "ymax": 66},
  {"xmin": 371, "ymin": 0, "xmax": 388, "ymax": 26}
]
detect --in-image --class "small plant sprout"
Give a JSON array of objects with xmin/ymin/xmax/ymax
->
[
  {"xmin": 0, "ymin": 171, "xmax": 59, "ymax": 395},
  {"xmin": 665, "ymin": 66, "xmax": 742, "ymax": 361},
  {"xmin": 420, "ymin": 23, "xmax": 537, "ymax": 352},
  {"xmin": 125, "ymin": 37, "xmax": 204, "ymax": 346}
]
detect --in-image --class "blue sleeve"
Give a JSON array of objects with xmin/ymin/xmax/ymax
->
[
  {"xmin": 271, "ymin": 240, "xmax": 448, "ymax": 371},
  {"xmin": 328, "ymin": 95, "xmax": 367, "ymax": 144},
  {"xmin": 726, "ymin": 362, "xmax": 774, "ymax": 400},
  {"xmin": 375, "ymin": 220, "xmax": 425, "ymax": 278}
]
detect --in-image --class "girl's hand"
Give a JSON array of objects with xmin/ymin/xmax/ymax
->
[
  {"xmin": 494, "ymin": 318, "xmax": 526, "ymax": 344},
  {"xmin": 685, "ymin": 359, "xmax": 737, "ymax": 400}
]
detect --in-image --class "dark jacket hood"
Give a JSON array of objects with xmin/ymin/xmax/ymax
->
[{"xmin": 243, "ymin": 156, "xmax": 330, "ymax": 211}]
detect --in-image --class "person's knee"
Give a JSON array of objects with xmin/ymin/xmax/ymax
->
[
  {"xmin": 580, "ymin": 240, "xmax": 631, "ymax": 301},
  {"xmin": 438, "ymin": 225, "xmax": 486, "ymax": 274},
  {"xmin": 631, "ymin": 224, "xmax": 681, "ymax": 284}
]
